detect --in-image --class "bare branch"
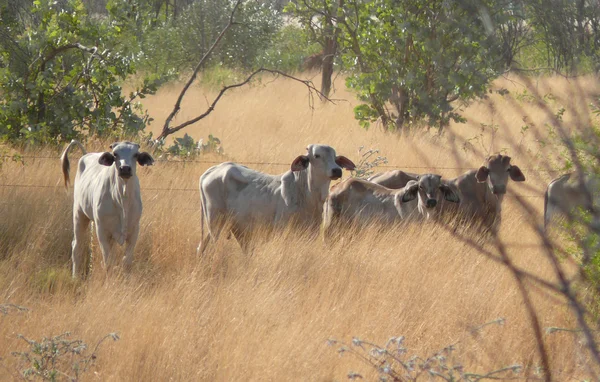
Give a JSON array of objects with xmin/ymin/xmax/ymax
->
[
  {"xmin": 156, "ymin": 68, "xmax": 335, "ymax": 141},
  {"xmin": 160, "ymin": 0, "xmax": 243, "ymax": 138}
]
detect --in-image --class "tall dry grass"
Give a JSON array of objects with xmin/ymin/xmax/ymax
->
[{"xmin": 1, "ymin": 73, "xmax": 599, "ymax": 380}]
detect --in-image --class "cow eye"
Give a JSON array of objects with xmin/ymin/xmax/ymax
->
[{"xmin": 314, "ymin": 154, "xmax": 320, "ymax": 159}]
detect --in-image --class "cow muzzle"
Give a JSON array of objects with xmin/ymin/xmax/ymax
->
[
  {"xmin": 118, "ymin": 166, "xmax": 133, "ymax": 179},
  {"xmin": 426, "ymin": 199, "xmax": 437, "ymax": 208},
  {"xmin": 492, "ymin": 185, "xmax": 506, "ymax": 195},
  {"xmin": 329, "ymin": 168, "xmax": 342, "ymax": 180}
]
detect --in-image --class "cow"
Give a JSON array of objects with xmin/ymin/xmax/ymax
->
[
  {"xmin": 368, "ymin": 172, "xmax": 460, "ymax": 219},
  {"xmin": 368, "ymin": 169, "xmax": 418, "ymax": 189},
  {"xmin": 321, "ymin": 178, "xmax": 420, "ymax": 237},
  {"xmin": 197, "ymin": 144, "xmax": 355, "ymax": 253},
  {"xmin": 61, "ymin": 140, "xmax": 154, "ymax": 277},
  {"xmin": 544, "ymin": 172, "xmax": 600, "ymax": 229},
  {"xmin": 447, "ymin": 154, "xmax": 525, "ymax": 233}
]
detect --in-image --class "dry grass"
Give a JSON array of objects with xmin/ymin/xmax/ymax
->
[{"xmin": 1, "ymin": 73, "xmax": 600, "ymax": 380}]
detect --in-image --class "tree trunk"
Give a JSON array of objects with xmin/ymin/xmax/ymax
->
[{"xmin": 321, "ymin": 36, "xmax": 335, "ymax": 98}]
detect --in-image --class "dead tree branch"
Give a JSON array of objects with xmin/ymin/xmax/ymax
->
[
  {"xmin": 156, "ymin": 68, "xmax": 335, "ymax": 141},
  {"xmin": 160, "ymin": 0, "xmax": 243, "ymax": 139}
]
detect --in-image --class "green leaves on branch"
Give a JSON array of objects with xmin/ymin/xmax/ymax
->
[{"xmin": 0, "ymin": 0, "xmax": 171, "ymax": 145}]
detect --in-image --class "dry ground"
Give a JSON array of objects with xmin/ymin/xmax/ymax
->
[{"xmin": 1, "ymin": 73, "xmax": 600, "ymax": 380}]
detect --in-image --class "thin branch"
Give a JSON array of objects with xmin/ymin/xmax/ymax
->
[
  {"xmin": 160, "ymin": 0, "xmax": 243, "ymax": 138},
  {"xmin": 156, "ymin": 68, "xmax": 335, "ymax": 141}
]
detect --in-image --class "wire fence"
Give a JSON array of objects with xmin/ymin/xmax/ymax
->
[
  {"xmin": 0, "ymin": 183, "xmax": 544, "ymax": 198},
  {"xmin": 0, "ymin": 154, "xmax": 554, "ymax": 198}
]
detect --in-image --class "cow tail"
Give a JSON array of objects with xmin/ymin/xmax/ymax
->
[
  {"xmin": 60, "ymin": 139, "xmax": 87, "ymax": 190},
  {"xmin": 199, "ymin": 178, "xmax": 208, "ymax": 248}
]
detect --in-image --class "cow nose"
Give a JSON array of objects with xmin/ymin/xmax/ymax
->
[
  {"xmin": 119, "ymin": 166, "xmax": 132, "ymax": 178},
  {"xmin": 426, "ymin": 199, "xmax": 437, "ymax": 208},
  {"xmin": 492, "ymin": 185, "xmax": 506, "ymax": 194},
  {"xmin": 330, "ymin": 168, "xmax": 342, "ymax": 179}
]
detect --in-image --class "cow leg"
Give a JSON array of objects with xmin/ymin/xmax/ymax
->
[
  {"xmin": 197, "ymin": 213, "xmax": 226, "ymax": 255},
  {"xmin": 71, "ymin": 211, "xmax": 90, "ymax": 278},
  {"xmin": 123, "ymin": 224, "xmax": 140, "ymax": 270},
  {"xmin": 95, "ymin": 223, "xmax": 114, "ymax": 271}
]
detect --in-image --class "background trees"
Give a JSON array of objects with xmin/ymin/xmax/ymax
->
[{"xmin": 0, "ymin": 0, "xmax": 599, "ymax": 144}]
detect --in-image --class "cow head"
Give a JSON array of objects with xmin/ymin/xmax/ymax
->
[
  {"xmin": 290, "ymin": 144, "xmax": 355, "ymax": 180},
  {"xmin": 415, "ymin": 174, "xmax": 460, "ymax": 210},
  {"xmin": 98, "ymin": 141, "xmax": 155, "ymax": 179},
  {"xmin": 475, "ymin": 154, "xmax": 525, "ymax": 196}
]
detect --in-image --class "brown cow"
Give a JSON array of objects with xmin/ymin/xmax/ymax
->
[
  {"xmin": 322, "ymin": 178, "xmax": 420, "ymax": 237},
  {"xmin": 448, "ymin": 154, "xmax": 525, "ymax": 233}
]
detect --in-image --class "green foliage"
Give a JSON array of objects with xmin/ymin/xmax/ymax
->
[
  {"xmin": 11, "ymin": 332, "xmax": 119, "ymax": 381},
  {"xmin": 256, "ymin": 24, "xmax": 320, "ymax": 73},
  {"xmin": 0, "ymin": 0, "xmax": 170, "ymax": 145},
  {"xmin": 137, "ymin": 0, "xmax": 282, "ymax": 74},
  {"xmin": 154, "ymin": 133, "xmax": 224, "ymax": 158},
  {"xmin": 342, "ymin": 0, "xmax": 506, "ymax": 132}
]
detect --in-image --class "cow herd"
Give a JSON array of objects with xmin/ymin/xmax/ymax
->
[{"xmin": 59, "ymin": 140, "xmax": 596, "ymax": 278}]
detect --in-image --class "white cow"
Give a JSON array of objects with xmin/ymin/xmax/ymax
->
[
  {"xmin": 544, "ymin": 172, "xmax": 600, "ymax": 229},
  {"xmin": 198, "ymin": 144, "xmax": 355, "ymax": 253},
  {"xmin": 61, "ymin": 140, "xmax": 154, "ymax": 277}
]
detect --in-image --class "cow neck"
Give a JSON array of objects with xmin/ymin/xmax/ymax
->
[
  {"xmin": 484, "ymin": 183, "xmax": 503, "ymax": 216},
  {"xmin": 110, "ymin": 168, "xmax": 132, "ymax": 241},
  {"xmin": 294, "ymin": 165, "xmax": 330, "ymax": 215}
]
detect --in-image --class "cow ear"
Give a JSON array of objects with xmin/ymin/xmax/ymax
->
[
  {"xmin": 509, "ymin": 165, "xmax": 526, "ymax": 181},
  {"xmin": 98, "ymin": 152, "xmax": 115, "ymax": 166},
  {"xmin": 401, "ymin": 181, "xmax": 419, "ymax": 203},
  {"xmin": 475, "ymin": 166, "xmax": 489, "ymax": 182},
  {"xmin": 137, "ymin": 152, "xmax": 155, "ymax": 166},
  {"xmin": 335, "ymin": 156, "xmax": 356, "ymax": 171},
  {"xmin": 440, "ymin": 184, "xmax": 460, "ymax": 203},
  {"xmin": 291, "ymin": 155, "xmax": 309, "ymax": 172}
]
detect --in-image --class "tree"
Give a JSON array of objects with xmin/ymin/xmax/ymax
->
[
  {"xmin": 285, "ymin": 0, "xmax": 344, "ymax": 97},
  {"xmin": 0, "ymin": 0, "xmax": 167, "ymax": 144},
  {"xmin": 334, "ymin": 0, "xmax": 509, "ymax": 133}
]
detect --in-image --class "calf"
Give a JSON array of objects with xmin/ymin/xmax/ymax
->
[
  {"xmin": 61, "ymin": 140, "xmax": 154, "ymax": 277},
  {"xmin": 322, "ymin": 178, "xmax": 420, "ymax": 237},
  {"xmin": 369, "ymin": 172, "xmax": 460, "ymax": 220},
  {"xmin": 198, "ymin": 144, "xmax": 355, "ymax": 253},
  {"xmin": 448, "ymin": 154, "xmax": 525, "ymax": 233}
]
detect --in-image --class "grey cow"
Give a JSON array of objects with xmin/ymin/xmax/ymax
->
[
  {"xmin": 61, "ymin": 140, "xmax": 154, "ymax": 277},
  {"xmin": 198, "ymin": 144, "xmax": 355, "ymax": 253}
]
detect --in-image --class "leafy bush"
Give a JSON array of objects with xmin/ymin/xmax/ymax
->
[
  {"xmin": 154, "ymin": 133, "xmax": 224, "ymax": 158},
  {"xmin": 0, "ymin": 0, "xmax": 170, "ymax": 145}
]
